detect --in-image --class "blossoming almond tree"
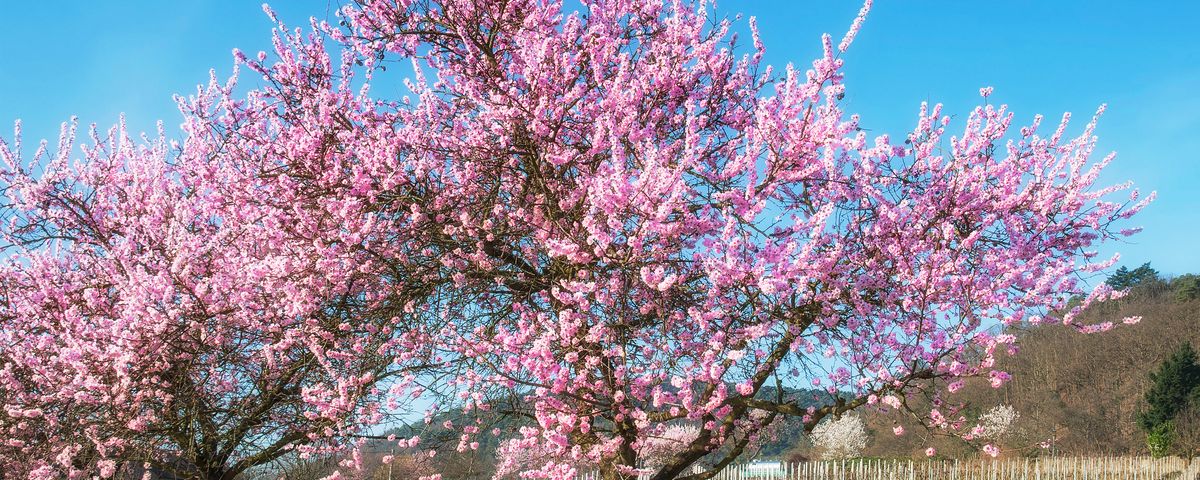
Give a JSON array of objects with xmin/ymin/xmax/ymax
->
[
  {"xmin": 810, "ymin": 415, "xmax": 868, "ymax": 460},
  {"xmin": 0, "ymin": 0, "xmax": 1150, "ymax": 479},
  {"xmin": 974, "ymin": 405, "xmax": 1019, "ymax": 441},
  {"xmin": 0, "ymin": 118, "xmax": 433, "ymax": 477},
  {"xmin": 0, "ymin": 103, "xmax": 441, "ymax": 475}
]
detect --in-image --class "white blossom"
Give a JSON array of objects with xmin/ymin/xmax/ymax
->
[
  {"xmin": 639, "ymin": 425, "xmax": 700, "ymax": 467},
  {"xmin": 974, "ymin": 404, "xmax": 1019, "ymax": 439},
  {"xmin": 810, "ymin": 414, "xmax": 868, "ymax": 459}
]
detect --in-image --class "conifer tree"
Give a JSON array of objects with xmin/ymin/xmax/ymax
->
[
  {"xmin": 1138, "ymin": 343, "xmax": 1200, "ymax": 456},
  {"xmin": 1106, "ymin": 262, "xmax": 1160, "ymax": 290}
]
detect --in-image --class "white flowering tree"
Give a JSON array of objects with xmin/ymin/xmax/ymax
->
[
  {"xmin": 639, "ymin": 425, "xmax": 702, "ymax": 469},
  {"xmin": 974, "ymin": 405, "xmax": 1019, "ymax": 440},
  {"xmin": 809, "ymin": 415, "xmax": 869, "ymax": 460}
]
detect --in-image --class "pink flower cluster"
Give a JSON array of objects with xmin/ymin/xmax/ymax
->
[{"xmin": 0, "ymin": 0, "xmax": 1148, "ymax": 477}]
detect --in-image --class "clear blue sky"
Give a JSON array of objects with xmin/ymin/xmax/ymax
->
[{"xmin": 2, "ymin": 1, "xmax": 1197, "ymax": 275}]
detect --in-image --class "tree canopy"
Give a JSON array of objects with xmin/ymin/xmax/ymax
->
[
  {"xmin": 1106, "ymin": 263, "xmax": 1160, "ymax": 291},
  {"xmin": 1138, "ymin": 343, "xmax": 1200, "ymax": 431},
  {"xmin": 0, "ymin": 1, "xmax": 1150, "ymax": 479}
]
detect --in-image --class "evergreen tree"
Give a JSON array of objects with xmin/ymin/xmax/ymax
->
[
  {"xmin": 1138, "ymin": 343, "xmax": 1200, "ymax": 431},
  {"xmin": 1173, "ymin": 274, "xmax": 1200, "ymax": 302},
  {"xmin": 1106, "ymin": 262, "xmax": 1160, "ymax": 290}
]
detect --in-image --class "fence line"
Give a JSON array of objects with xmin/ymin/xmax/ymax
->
[{"xmin": 578, "ymin": 456, "xmax": 1198, "ymax": 480}]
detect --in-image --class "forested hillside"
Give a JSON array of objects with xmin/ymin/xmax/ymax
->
[{"xmin": 845, "ymin": 267, "xmax": 1200, "ymax": 459}]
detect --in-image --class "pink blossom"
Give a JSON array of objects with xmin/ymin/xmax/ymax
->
[
  {"xmin": 0, "ymin": 0, "xmax": 1148, "ymax": 476},
  {"xmin": 982, "ymin": 444, "xmax": 1000, "ymax": 457}
]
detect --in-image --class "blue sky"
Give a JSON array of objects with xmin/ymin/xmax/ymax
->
[{"xmin": 2, "ymin": 1, "xmax": 1197, "ymax": 275}]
